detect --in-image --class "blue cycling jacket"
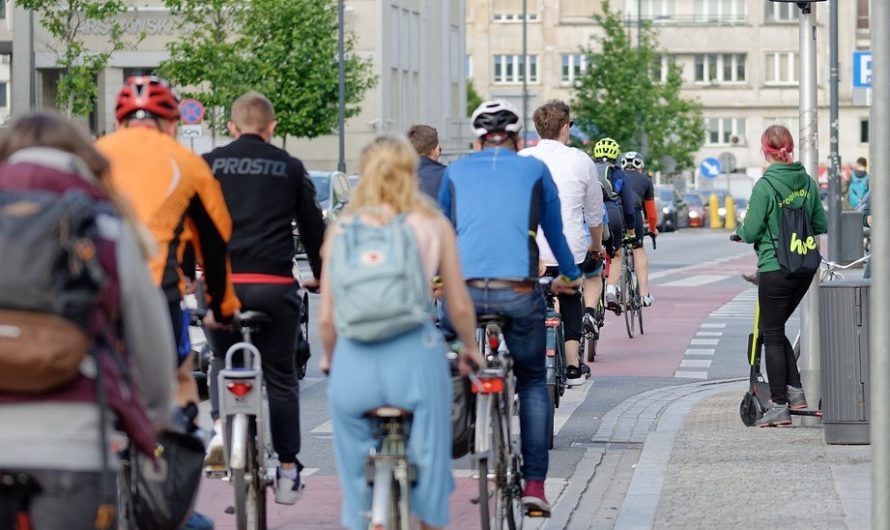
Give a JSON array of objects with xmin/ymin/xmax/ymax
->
[{"xmin": 439, "ymin": 148, "xmax": 581, "ymax": 280}]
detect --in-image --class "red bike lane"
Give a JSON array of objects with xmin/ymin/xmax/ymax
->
[{"xmin": 194, "ymin": 252, "xmax": 757, "ymax": 529}]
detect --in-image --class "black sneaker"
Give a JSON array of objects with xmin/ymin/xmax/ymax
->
[
  {"xmin": 579, "ymin": 363, "xmax": 591, "ymax": 379},
  {"xmin": 582, "ymin": 311, "xmax": 595, "ymax": 335},
  {"xmin": 566, "ymin": 365, "xmax": 585, "ymax": 387}
]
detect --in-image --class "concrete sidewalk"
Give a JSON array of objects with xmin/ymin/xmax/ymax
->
[{"xmin": 607, "ymin": 382, "xmax": 872, "ymax": 530}]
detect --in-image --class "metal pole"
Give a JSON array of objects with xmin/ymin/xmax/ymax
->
[
  {"xmin": 870, "ymin": 0, "xmax": 890, "ymax": 523},
  {"xmin": 797, "ymin": 2, "xmax": 821, "ymax": 427},
  {"xmin": 337, "ymin": 0, "xmax": 346, "ymax": 173},
  {"xmin": 522, "ymin": 0, "xmax": 528, "ymax": 138},
  {"xmin": 827, "ymin": 0, "xmax": 841, "ymax": 262},
  {"xmin": 29, "ymin": 9, "xmax": 35, "ymax": 108},
  {"xmin": 637, "ymin": 0, "xmax": 642, "ymax": 50}
]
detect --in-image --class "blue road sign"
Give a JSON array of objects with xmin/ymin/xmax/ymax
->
[
  {"xmin": 853, "ymin": 51, "xmax": 872, "ymax": 88},
  {"xmin": 699, "ymin": 157, "xmax": 721, "ymax": 180},
  {"xmin": 180, "ymin": 98, "xmax": 205, "ymax": 125}
]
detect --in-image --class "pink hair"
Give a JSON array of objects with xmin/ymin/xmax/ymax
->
[{"xmin": 761, "ymin": 125, "xmax": 794, "ymax": 164}]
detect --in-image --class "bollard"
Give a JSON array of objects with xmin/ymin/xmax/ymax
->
[
  {"xmin": 708, "ymin": 193, "xmax": 721, "ymax": 228},
  {"xmin": 725, "ymin": 196, "xmax": 737, "ymax": 230}
]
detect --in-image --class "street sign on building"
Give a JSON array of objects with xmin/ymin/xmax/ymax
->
[
  {"xmin": 180, "ymin": 98, "xmax": 206, "ymax": 125},
  {"xmin": 699, "ymin": 157, "xmax": 721, "ymax": 180},
  {"xmin": 853, "ymin": 50, "xmax": 872, "ymax": 88}
]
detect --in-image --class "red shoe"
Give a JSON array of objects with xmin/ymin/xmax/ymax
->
[{"xmin": 521, "ymin": 480, "xmax": 551, "ymax": 514}]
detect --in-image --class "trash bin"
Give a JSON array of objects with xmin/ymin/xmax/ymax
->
[
  {"xmin": 819, "ymin": 279, "xmax": 870, "ymax": 445},
  {"xmin": 840, "ymin": 211, "xmax": 864, "ymax": 263}
]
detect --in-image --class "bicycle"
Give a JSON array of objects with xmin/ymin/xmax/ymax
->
[
  {"xmin": 364, "ymin": 406, "xmax": 417, "ymax": 530},
  {"xmin": 471, "ymin": 315, "xmax": 525, "ymax": 529},
  {"xmin": 216, "ymin": 311, "xmax": 278, "ymax": 530},
  {"xmin": 582, "ymin": 260, "xmax": 608, "ymax": 363},
  {"xmin": 617, "ymin": 234, "xmax": 656, "ymax": 339},
  {"xmin": 541, "ymin": 276, "xmax": 567, "ymax": 450}
]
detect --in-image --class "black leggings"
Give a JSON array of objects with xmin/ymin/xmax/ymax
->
[
  {"xmin": 758, "ymin": 270, "xmax": 814, "ymax": 404},
  {"xmin": 544, "ymin": 266, "xmax": 583, "ymax": 342},
  {"xmin": 208, "ymin": 282, "xmax": 303, "ymax": 463}
]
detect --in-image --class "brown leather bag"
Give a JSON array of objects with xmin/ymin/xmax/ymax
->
[{"xmin": 0, "ymin": 309, "xmax": 92, "ymax": 393}]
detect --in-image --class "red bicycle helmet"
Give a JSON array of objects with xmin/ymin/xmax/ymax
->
[{"xmin": 115, "ymin": 75, "xmax": 180, "ymax": 122}]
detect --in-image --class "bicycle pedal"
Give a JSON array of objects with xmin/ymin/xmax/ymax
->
[{"xmin": 525, "ymin": 508, "xmax": 551, "ymax": 518}]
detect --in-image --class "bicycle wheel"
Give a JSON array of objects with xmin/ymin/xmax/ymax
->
[
  {"xmin": 622, "ymin": 267, "xmax": 635, "ymax": 338},
  {"xmin": 477, "ymin": 457, "xmax": 494, "ymax": 530},
  {"xmin": 634, "ymin": 273, "xmax": 644, "ymax": 335},
  {"xmin": 493, "ymin": 401, "xmax": 523, "ymax": 530},
  {"xmin": 233, "ymin": 418, "xmax": 266, "ymax": 530}
]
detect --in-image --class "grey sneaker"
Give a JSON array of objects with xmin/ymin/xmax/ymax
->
[
  {"xmin": 756, "ymin": 403, "xmax": 792, "ymax": 427},
  {"xmin": 786, "ymin": 386, "xmax": 808, "ymax": 410},
  {"xmin": 275, "ymin": 468, "xmax": 305, "ymax": 505},
  {"xmin": 605, "ymin": 291, "xmax": 620, "ymax": 314}
]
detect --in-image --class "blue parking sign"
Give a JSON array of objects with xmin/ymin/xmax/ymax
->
[{"xmin": 853, "ymin": 51, "xmax": 872, "ymax": 88}]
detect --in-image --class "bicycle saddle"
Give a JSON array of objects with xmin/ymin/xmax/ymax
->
[
  {"xmin": 477, "ymin": 314, "xmax": 509, "ymax": 327},
  {"xmin": 365, "ymin": 406, "xmax": 413, "ymax": 419},
  {"xmin": 235, "ymin": 310, "xmax": 272, "ymax": 326}
]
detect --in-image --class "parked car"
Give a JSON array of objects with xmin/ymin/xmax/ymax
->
[
  {"xmin": 695, "ymin": 188, "xmax": 731, "ymax": 227},
  {"xmin": 655, "ymin": 185, "xmax": 690, "ymax": 232},
  {"xmin": 683, "ymin": 192, "xmax": 709, "ymax": 228},
  {"xmin": 293, "ymin": 170, "xmax": 353, "ymax": 259}
]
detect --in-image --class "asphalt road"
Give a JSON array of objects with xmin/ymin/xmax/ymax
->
[{"xmin": 195, "ymin": 228, "xmax": 769, "ymax": 528}]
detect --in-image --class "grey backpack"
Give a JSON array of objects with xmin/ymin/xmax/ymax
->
[{"xmin": 329, "ymin": 212, "xmax": 432, "ymax": 342}]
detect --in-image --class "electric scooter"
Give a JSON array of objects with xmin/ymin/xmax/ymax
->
[{"xmin": 739, "ymin": 300, "xmax": 821, "ymax": 426}]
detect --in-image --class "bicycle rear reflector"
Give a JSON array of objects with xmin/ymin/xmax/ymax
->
[
  {"xmin": 544, "ymin": 317, "xmax": 561, "ymax": 328},
  {"xmin": 471, "ymin": 377, "xmax": 505, "ymax": 394},
  {"xmin": 546, "ymin": 348, "xmax": 557, "ymax": 357},
  {"xmin": 226, "ymin": 381, "xmax": 254, "ymax": 398},
  {"xmin": 487, "ymin": 334, "xmax": 500, "ymax": 352}
]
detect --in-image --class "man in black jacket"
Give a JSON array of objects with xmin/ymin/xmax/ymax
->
[
  {"xmin": 408, "ymin": 124, "xmax": 446, "ymax": 200},
  {"xmin": 202, "ymin": 91, "xmax": 325, "ymax": 505}
]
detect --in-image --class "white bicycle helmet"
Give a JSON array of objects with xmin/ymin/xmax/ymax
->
[
  {"xmin": 471, "ymin": 100, "xmax": 522, "ymax": 138},
  {"xmin": 619, "ymin": 151, "xmax": 645, "ymax": 171}
]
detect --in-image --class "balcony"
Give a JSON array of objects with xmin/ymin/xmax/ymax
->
[{"xmin": 626, "ymin": 13, "xmax": 747, "ymax": 26}]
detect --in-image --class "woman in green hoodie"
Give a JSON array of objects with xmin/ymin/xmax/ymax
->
[{"xmin": 734, "ymin": 125, "xmax": 828, "ymax": 427}]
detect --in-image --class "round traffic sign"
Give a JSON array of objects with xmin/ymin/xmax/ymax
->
[
  {"xmin": 699, "ymin": 157, "xmax": 722, "ymax": 180},
  {"xmin": 180, "ymin": 98, "xmax": 205, "ymax": 125},
  {"xmin": 718, "ymin": 152, "xmax": 738, "ymax": 173}
]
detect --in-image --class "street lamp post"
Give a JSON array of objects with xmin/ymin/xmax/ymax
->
[
  {"xmin": 870, "ymin": 0, "xmax": 890, "ymax": 526},
  {"xmin": 828, "ymin": 0, "xmax": 841, "ymax": 262},
  {"xmin": 522, "ymin": 0, "xmax": 528, "ymax": 138},
  {"xmin": 337, "ymin": 0, "xmax": 346, "ymax": 173}
]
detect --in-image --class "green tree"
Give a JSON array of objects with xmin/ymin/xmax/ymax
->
[
  {"xmin": 157, "ymin": 0, "xmax": 253, "ymax": 140},
  {"xmin": 241, "ymin": 0, "xmax": 375, "ymax": 143},
  {"xmin": 571, "ymin": 0, "xmax": 703, "ymax": 172},
  {"xmin": 466, "ymin": 79, "xmax": 482, "ymax": 117},
  {"xmin": 18, "ymin": 0, "xmax": 132, "ymax": 117}
]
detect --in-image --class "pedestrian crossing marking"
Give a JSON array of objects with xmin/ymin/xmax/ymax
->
[
  {"xmin": 690, "ymin": 338, "xmax": 719, "ymax": 346},
  {"xmin": 680, "ymin": 359, "xmax": 712, "ymax": 369},
  {"xmin": 674, "ymin": 370, "xmax": 708, "ymax": 379},
  {"xmin": 696, "ymin": 331, "xmax": 723, "ymax": 337},
  {"xmin": 660, "ymin": 274, "xmax": 730, "ymax": 287},
  {"xmin": 685, "ymin": 348, "xmax": 715, "ymax": 356},
  {"xmin": 700, "ymin": 323, "xmax": 726, "ymax": 328},
  {"xmin": 311, "ymin": 419, "xmax": 334, "ymax": 434}
]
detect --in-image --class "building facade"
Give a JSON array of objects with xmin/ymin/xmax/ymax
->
[
  {"xmin": 9, "ymin": 0, "xmax": 466, "ymax": 172},
  {"xmin": 466, "ymin": 0, "xmax": 872, "ymax": 189}
]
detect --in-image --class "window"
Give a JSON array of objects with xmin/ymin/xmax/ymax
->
[
  {"xmin": 0, "ymin": 83, "xmax": 7, "ymax": 108},
  {"xmin": 765, "ymin": 52, "xmax": 798, "ymax": 84},
  {"xmin": 858, "ymin": 0, "xmax": 869, "ymax": 29},
  {"xmin": 766, "ymin": 1, "xmax": 799, "ymax": 23},
  {"xmin": 705, "ymin": 117, "xmax": 745, "ymax": 146},
  {"xmin": 624, "ymin": 0, "xmax": 675, "ymax": 21},
  {"xmin": 0, "ymin": 1, "xmax": 6, "ymax": 20},
  {"xmin": 492, "ymin": 12, "xmax": 539, "ymax": 22},
  {"xmin": 861, "ymin": 119, "xmax": 869, "ymax": 143},
  {"xmin": 561, "ymin": 54, "xmax": 587, "ymax": 84},
  {"xmin": 466, "ymin": 55, "xmax": 473, "ymax": 80},
  {"xmin": 765, "ymin": 117, "xmax": 800, "ymax": 140},
  {"xmin": 694, "ymin": 54, "xmax": 746, "ymax": 83},
  {"xmin": 651, "ymin": 55, "xmax": 670, "ymax": 83},
  {"xmin": 494, "ymin": 55, "xmax": 538, "ymax": 84},
  {"xmin": 693, "ymin": 0, "xmax": 746, "ymax": 23}
]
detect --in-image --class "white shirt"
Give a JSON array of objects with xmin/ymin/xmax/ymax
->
[{"xmin": 519, "ymin": 139, "xmax": 604, "ymax": 265}]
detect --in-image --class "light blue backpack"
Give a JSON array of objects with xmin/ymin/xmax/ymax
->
[{"xmin": 329, "ymin": 211, "xmax": 432, "ymax": 342}]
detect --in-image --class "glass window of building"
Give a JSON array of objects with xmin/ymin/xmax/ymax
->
[
  {"xmin": 765, "ymin": 1, "xmax": 799, "ymax": 23},
  {"xmin": 705, "ymin": 117, "xmax": 745, "ymax": 146},
  {"xmin": 561, "ymin": 54, "xmax": 587, "ymax": 85},
  {"xmin": 860, "ymin": 119, "xmax": 869, "ymax": 143},
  {"xmin": 494, "ymin": 55, "xmax": 538, "ymax": 84},
  {"xmin": 624, "ymin": 0, "xmax": 675, "ymax": 21},
  {"xmin": 857, "ymin": 0, "xmax": 869, "ymax": 29},
  {"xmin": 765, "ymin": 52, "xmax": 799, "ymax": 84},
  {"xmin": 693, "ymin": 0, "xmax": 746, "ymax": 23},
  {"xmin": 695, "ymin": 54, "xmax": 745, "ymax": 83}
]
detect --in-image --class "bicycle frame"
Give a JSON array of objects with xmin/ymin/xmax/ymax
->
[{"xmin": 367, "ymin": 415, "xmax": 414, "ymax": 530}]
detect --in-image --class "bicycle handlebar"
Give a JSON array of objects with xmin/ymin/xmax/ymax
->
[
  {"xmin": 649, "ymin": 233, "xmax": 657, "ymax": 250},
  {"xmin": 821, "ymin": 254, "xmax": 871, "ymax": 272}
]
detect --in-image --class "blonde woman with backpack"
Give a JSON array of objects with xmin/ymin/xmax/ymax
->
[{"xmin": 319, "ymin": 135, "xmax": 481, "ymax": 530}]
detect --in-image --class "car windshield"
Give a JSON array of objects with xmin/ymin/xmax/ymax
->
[
  {"xmin": 684, "ymin": 194, "xmax": 703, "ymax": 206},
  {"xmin": 657, "ymin": 187, "xmax": 673, "ymax": 202},
  {"xmin": 309, "ymin": 174, "xmax": 330, "ymax": 203}
]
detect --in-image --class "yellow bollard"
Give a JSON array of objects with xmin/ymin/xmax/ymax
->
[
  {"xmin": 708, "ymin": 193, "xmax": 721, "ymax": 229},
  {"xmin": 724, "ymin": 196, "xmax": 737, "ymax": 230}
]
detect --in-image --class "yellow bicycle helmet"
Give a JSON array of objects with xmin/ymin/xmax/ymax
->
[{"xmin": 593, "ymin": 137, "xmax": 621, "ymax": 160}]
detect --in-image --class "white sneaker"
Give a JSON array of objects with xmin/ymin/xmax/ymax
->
[
  {"xmin": 275, "ymin": 468, "xmax": 306, "ymax": 505},
  {"xmin": 642, "ymin": 294, "xmax": 655, "ymax": 307},
  {"xmin": 204, "ymin": 421, "xmax": 225, "ymax": 471}
]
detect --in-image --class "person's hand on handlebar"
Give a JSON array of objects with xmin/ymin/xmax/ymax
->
[
  {"xmin": 729, "ymin": 232, "xmax": 743, "ymax": 242},
  {"xmin": 552, "ymin": 275, "xmax": 582, "ymax": 295},
  {"xmin": 202, "ymin": 309, "xmax": 230, "ymax": 331},
  {"xmin": 457, "ymin": 344, "xmax": 484, "ymax": 377},
  {"xmin": 302, "ymin": 277, "xmax": 320, "ymax": 293}
]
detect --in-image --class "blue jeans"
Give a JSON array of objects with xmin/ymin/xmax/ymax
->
[{"xmin": 465, "ymin": 286, "xmax": 549, "ymax": 481}]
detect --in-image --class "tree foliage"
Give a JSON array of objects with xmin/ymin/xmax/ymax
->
[
  {"xmin": 466, "ymin": 79, "xmax": 482, "ymax": 117},
  {"xmin": 158, "ymin": 0, "xmax": 375, "ymax": 141},
  {"xmin": 156, "ymin": 0, "xmax": 252, "ymax": 137},
  {"xmin": 571, "ymin": 0, "xmax": 703, "ymax": 172},
  {"xmin": 18, "ymin": 0, "xmax": 133, "ymax": 117}
]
